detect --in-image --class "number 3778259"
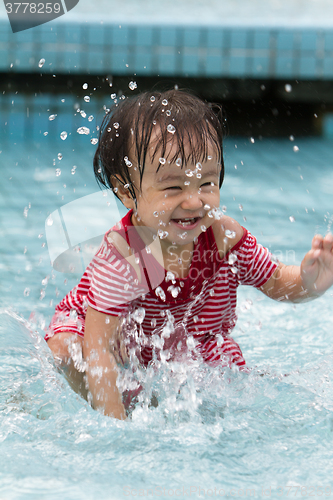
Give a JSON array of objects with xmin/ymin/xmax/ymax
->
[{"xmin": 5, "ymin": 3, "xmax": 62, "ymax": 14}]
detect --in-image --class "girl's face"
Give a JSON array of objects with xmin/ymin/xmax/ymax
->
[{"xmin": 129, "ymin": 138, "xmax": 221, "ymax": 255}]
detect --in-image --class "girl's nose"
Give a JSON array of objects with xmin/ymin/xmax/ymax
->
[{"xmin": 180, "ymin": 191, "xmax": 204, "ymax": 211}]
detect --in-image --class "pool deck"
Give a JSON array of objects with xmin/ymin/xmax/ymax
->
[{"xmin": 1, "ymin": 0, "xmax": 333, "ymax": 80}]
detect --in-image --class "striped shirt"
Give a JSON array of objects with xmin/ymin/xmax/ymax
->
[{"xmin": 46, "ymin": 210, "xmax": 278, "ymax": 369}]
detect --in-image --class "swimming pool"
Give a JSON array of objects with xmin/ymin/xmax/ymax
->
[{"xmin": 1, "ymin": 96, "xmax": 333, "ymax": 499}]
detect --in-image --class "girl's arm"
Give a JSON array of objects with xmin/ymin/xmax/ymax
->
[
  {"xmin": 261, "ymin": 234, "xmax": 333, "ymax": 302},
  {"xmin": 83, "ymin": 306, "xmax": 126, "ymax": 419}
]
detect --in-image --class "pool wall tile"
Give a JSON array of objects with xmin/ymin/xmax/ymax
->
[
  {"xmin": 231, "ymin": 30, "xmax": 249, "ymax": 49},
  {"xmin": 324, "ymin": 33, "xmax": 333, "ymax": 51},
  {"xmin": 253, "ymin": 31, "xmax": 271, "ymax": 49},
  {"xmin": 135, "ymin": 27, "xmax": 153, "ymax": 46},
  {"xmin": 300, "ymin": 32, "xmax": 318, "ymax": 51},
  {"xmin": 275, "ymin": 56, "xmax": 294, "ymax": 77},
  {"xmin": 207, "ymin": 30, "xmax": 224, "ymax": 48},
  {"xmin": 1, "ymin": 17, "xmax": 333, "ymax": 80},
  {"xmin": 299, "ymin": 57, "xmax": 317, "ymax": 77},
  {"xmin": 276, "ymin": 31, "xmax": 295, "ymax": 50},
  {"xmin": 159, "ymin": 27, "xmax": 178, "ymax": 47}
]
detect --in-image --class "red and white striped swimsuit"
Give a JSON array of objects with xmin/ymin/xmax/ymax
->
[{"xmin": 46, "ymin": 210, "xmax": 277, "ymax": 369}]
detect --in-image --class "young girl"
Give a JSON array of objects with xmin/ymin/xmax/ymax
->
[{"xmin": 46, "ymin": 89, "xmax": 333, "ymax": 420}]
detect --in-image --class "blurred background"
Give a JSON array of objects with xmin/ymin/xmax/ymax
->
[{"xmin": 1, "ymin": 0, "xmax": 333, "ymax": 137}]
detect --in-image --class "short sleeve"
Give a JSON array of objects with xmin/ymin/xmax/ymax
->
[
  {"xmin": 86, "ymin": 247, "xmax": 149, "ymax": 316},
  {"xmin": 231, "ymin": 230, "xmax": 278, "ymax": 288}
]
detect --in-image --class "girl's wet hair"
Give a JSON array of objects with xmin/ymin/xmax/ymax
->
[{"xmin": 93, "ymin": 89, "xmax": 225, "ymax": 201}]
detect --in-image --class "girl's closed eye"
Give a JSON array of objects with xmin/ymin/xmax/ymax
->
[
  {"xmin": 201, "ymin": 181, "xmax": 217, "ymax": 187},
  {"xmin": 164, "ymin": 185, "xmax": 182, "ymax": 191}
]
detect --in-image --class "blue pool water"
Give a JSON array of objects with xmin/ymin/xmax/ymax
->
[{"xmin": 1, "ymin": 97, "xmax": 333, "ymax": 499}]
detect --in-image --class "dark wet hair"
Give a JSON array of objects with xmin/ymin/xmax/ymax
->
[{"xmin": 93, "ymin": 89, "xmax": 225, "ymax": 201}]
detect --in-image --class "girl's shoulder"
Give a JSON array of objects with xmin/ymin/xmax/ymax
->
[{"xmin": 211, "ymin": 215, "xmax": 245, "ymax": 259}]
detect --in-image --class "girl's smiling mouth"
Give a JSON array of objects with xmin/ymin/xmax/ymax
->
[{"xmin": 171, "ymin": 217, "xmax": 201, "ymax": 229}]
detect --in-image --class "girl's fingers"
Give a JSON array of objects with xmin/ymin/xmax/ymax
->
[
  {"xmin": 323, "ymin": 233, "xmax": 333, "ymax": 253},
  {"xmin": 312, "ymin": 235, "xmax": 323, "ymax": 250}
]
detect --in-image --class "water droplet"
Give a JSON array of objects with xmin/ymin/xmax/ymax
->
[
  {"xmin": 225, "ymin": 229, "xmax": 236, "ymax": 239},
  {"xmin": 186, "ymin": 336, "xmax": 196, "ymax": 350},
  {"xmin": 49, "ymin": 114, "xmax": 57, "ymax": 121},
  {"xmin": 71, "ymin": 166, "xmax": 76, "ymax": 175},
  {"xmin": 24, "ymin": 287, "xmax": 30, "ymax": 296},
  {"xmin": 145, "ymin": 246, "xmax": 152, "ymax": 254},
  {"xmin": 23, "ymin": 207, "xmax": 29, "ymax": 218},
  {"xmin": 82, "ymin": 83, "xmax": 88, "ymax": 89},
  {"xmin": 113, "ymin": 122, "xmax": 119, "ymax": 129},
  {"xmin": 150, "ymin": 96, "xmax": 156, "ymax": 102},
  {"xmin": 289, "ymin": 216, "xmax": 295, "ymax": 222},
  {"xmin": 158, "ymin": 229, "xmax": 169, "ymax": 239},
  {"xmin": 175, "ymin": 158, "xmax": 182, "ymax": 167},
  {"xmin": 166, "ymin": 109, "xmax": 171, "ymax": 116},
  {"xmin": 167, "ymin": 285, "xmax": 181, "ymax": 298},
  {"xmin": 57, "ymin": 153, "xmax": 63, "ymax": 160},
  {"xmin": 84, "ymin": 95, "xmax": 90, "ymax": 102},
  {"xmin": 289, "ymin": 135, "xmax": 294, "ymax": 141},
  {"xmin": 38, "ymin": 233, "xmax": 43, "ymax": 239},
  {"xmin": 185, "ymin": 169, "xmax": 193, "ymax": 177},
  {"xmin": 167, "ymin": 124, "xmax": 176, "ymax": 134},
  {"xmin": 60, "ymin": 131, "xmax": 67, "ymax": 140},
  {"xmin": 132, "ymin": 307, "xmax": 145, "ymax": 324},
  {"xmin": 162, "ymin": 99, "xmax": 168, "ymax": 106},
  {"xmin": 201, "ymin": 225, "xmax": 207, "ymax": 232},
  {"xmin": 239, "ymin": 204, "xmax": 243, "ymax": 211},
  {"xmin": 88, "ymin": 115, "xmax": 94, "ymax": 122},
  {"xmin": 128, "ymin": 81, "xmax": 137, "ymax": 90},
  {"xmin": 196, "ymin": 173, "xmax": 202, "ymax": 179},
  {"xmin": 250, "ymin": 137, "xmax": 255, "ymax": 143},
  {"xmin": 55, "ymin": 168, "xmax": 61, "ymax": 177},
  {"xmin": 228, "ymin": 253, "xmax": 237, "ymax": 265},
  {"xmin": 293, "ymin": 145, "xmax": 299, "ymax": 152},
  {"xmin": 46, "ymin": 215, "xmax": 53, "ymax": 226},
  {"xmin": 111, "ymin": 93, "xmax": 117, "ymax": 100},
  {"xmin": 159, "ymin": 157, "xmax": 166, "ymax": 165},
  {"xmin": 165, "ymin": 271, "xmax": 176, "ymax": 282},
  {"xmin": 124, "ymin": 156, "xmax": 132, "ymax": 167},
  {"xmin": 179, "ymin": 232, "xmax": 188, "ymax": 240},
  {"xmin": 204, "ymin": 204, "xmax": 211, "ymax": 210},
  {"xmin": 285, "ymin": 83, "xmax": 292, "ymax": 93},
  {"xmin": 153, "ymin": 211, "xmax": 159, "ymax": 217},
  {"xmin": 77, "ymin": 126, "xmax": 90, "ymax": 135},
  {"xmin": 43, "ymin": 132, "xmax": 48, "ymax": 136},
  {"xmin": 80, "ymin": 110, "xmax": 86, "ymax": 118},
  {"xmin": 155, "ymin": 286, "xmax": 166, "ymax": 301},
  {"xmin": 38, "ymin": 58, "xmax": 45, "ymax": 68},
  {"xmin": 90, "ymin": 138, "xmax": 98, "ymax": 145}
]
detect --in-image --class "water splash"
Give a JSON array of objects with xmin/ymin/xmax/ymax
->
[
  {"xmin": 129, "ymin": 81, "xmax": 137, "ymax": 91},
  {"xmin": 77, "ymin": 127, "xmax": 90, "ymax": 135}
]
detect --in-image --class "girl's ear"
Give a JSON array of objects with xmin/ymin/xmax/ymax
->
[{"xmin": 112, "ymin": 176, "xmax": 136, "ymax": 210}]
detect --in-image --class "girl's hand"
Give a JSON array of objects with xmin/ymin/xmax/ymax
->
[{"xmin": 301, "ymin": 234, "xmax": 333, "ymax": 296}]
